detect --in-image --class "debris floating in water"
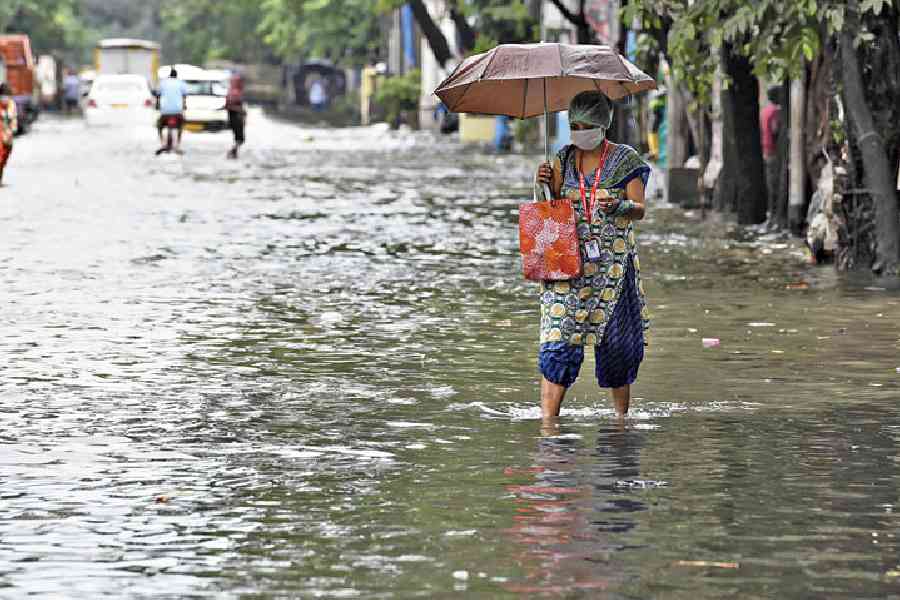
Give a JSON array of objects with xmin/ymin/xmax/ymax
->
[
  {"xmin": 702, "ymin": 338, "xmax": 720, "ymax": 348},
  {"xmin": 675, "ymin": 560, "xmax": 739, "ymax": 569}
]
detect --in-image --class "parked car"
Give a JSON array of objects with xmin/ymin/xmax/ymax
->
[
  {"xmin": 158, "ymin": 65, "xmax": 229, "ymax": 132},
  {"xmin": 84, "ymin": 74, "xmax": 155, "ymax": 126},
  {"xmin": 0, "ymin": 34, "xmax": 39, "ymax": 134}
]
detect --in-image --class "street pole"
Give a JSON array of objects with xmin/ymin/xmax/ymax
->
[{"xmin": 789, "ymin": 75, "xmax": 806, "ymax": 234}]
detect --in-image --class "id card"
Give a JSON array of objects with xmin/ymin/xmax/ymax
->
[{"xmin": 585, "ymin": 239, "xmax": 601, "ymax": 261}]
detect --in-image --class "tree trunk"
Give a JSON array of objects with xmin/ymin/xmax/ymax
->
[
  {"xmin": 449, "ymin": 7, "xmax": 476, "ymax": 54},
  {"xmin": 666, "ymin": 80, "xmax": 691, "ymax": 169},
  {"xmin": 548, "ymin": 0, "xmax": 592, "ymax": 43},
  {"xmin": 839, "ymin": 0, "xmax": 900, "ymax": 274},
  {"xmin": 718, "ymin": 46, "xmax": 767, "ymax": 224},
  {"xmin": 408, "ymin": 0, "xmax": 453, "ymax": 68}
]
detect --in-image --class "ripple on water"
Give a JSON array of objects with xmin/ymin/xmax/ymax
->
[{"xmin": 3, "ymin": 115, "xmax": 900, "ymax": 599}]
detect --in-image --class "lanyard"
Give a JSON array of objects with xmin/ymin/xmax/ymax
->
[{"xmin": 578, "ymin": 141, "xmax": 610, "ymax": 224}]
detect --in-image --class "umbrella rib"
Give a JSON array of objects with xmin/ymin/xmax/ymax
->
[
  {"xmin": 480, "ymin": 45, "xmax": 503, "ymax": 83},
  {"xmin": 558, "ymin": 43, "xmax": 565, "ymax": 76},
  {"xmin": 454, "ymin": 82, "xmax": 475, "ymax": 112},
  {"xmin": 614, "ymin": 51, "xmax": 636, "ymax": 84},
  {"xmin": 521, "ymin": 78, "xmax": 529, "ymax": 119}
]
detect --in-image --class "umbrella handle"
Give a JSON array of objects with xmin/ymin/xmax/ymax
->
[
  {"xmin": 534, "ymin": 181, "xmax": 553, "ymax": 202},
  {"xmin": 543, "ymin": 77, "xmax": 550, "ymax": 164}
]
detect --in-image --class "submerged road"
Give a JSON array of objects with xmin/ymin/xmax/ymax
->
[{"xmin": 2, "ymin": 113, "xmax": 900, "ymax": 598}]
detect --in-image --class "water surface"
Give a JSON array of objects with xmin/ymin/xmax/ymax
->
[{"xmin": 2, "ymin": 115, "xmax": 900, "ymax": 598}]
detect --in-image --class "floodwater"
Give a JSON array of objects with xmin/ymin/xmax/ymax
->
[{"xmin": 2, "ymin": 113, "xmax": 900, "ymax": 599}]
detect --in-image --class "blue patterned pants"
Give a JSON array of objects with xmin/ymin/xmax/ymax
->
[{"xmin": 538, "ymin": 258, "xmax": 644, "ymax": 388}]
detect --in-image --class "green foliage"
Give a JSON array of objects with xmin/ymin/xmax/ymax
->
[
  {"xmin": 160, "ymin": 0, "xmax": 272, "ymax": 65},
  {"xmin": 622, "ymin": 0, "xmax": 890, "ymax": 104},
  {"xmin": 379, "ymin": 0, "xmax": 538, "ymax": 56},
  {"xmin": 513, "ymin": 116, "xmax": 540, "ymax": 147},
  {"xmin": 374, "ymin": 68, "xmax": 420, "ymax": 126},
  {"xmin": 468, "ymin": 1, "xmax": 539, "ymax": 54},
  {"xmin": 259, "ymin": 0, "xmax": 383, "ymax": 64},
  {"xmin": 0, "ymin": 0, "xmax": 88, "ymax": 61}
]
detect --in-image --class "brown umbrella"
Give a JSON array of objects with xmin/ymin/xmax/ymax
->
[{"xmin": 434, "ymin": 43, "xmax": 656, "ymax": 162}]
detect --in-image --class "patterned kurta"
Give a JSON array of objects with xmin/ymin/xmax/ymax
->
[
  {"xmin": 0, "ymin": 99, "xmax": 15, "ymax": 147},
  {"xmin": 539, "ymin": 143, "xmax": 651, "ymax": 346}
]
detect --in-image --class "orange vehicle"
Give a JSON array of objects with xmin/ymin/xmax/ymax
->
[{"xmin": 0, "ymin": 34, "xmax": 38, "ymax": 134}]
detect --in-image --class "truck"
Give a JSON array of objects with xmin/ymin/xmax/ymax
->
[
  {"xmin": 0, "ymin": 34, "xmax": 39, "ymax": 134},
  {"xmin": 95, "ymin": 39, "xmax": 161, "ymax": 89}
]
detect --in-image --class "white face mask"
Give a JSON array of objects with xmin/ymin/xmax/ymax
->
[{"xmin": 571, "ymin": 127, "xmax": 606, "ymax": 150}]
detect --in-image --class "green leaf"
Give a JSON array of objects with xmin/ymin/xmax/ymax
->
[{"xmin": 861, "ymin": 0, "xmax": 888, "ymax": 15}]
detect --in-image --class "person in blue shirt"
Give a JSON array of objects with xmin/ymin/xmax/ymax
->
[
  {"xmin": 156, "ymin": 68, "xmax": 188, "ymax": 154},
  {"xmin": 62, "ymin": 70, "xmax": 81, "ymax": 114}
]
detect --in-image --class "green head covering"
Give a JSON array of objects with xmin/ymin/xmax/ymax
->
[{"xmin": 568, "ymin": 91, "xmax": 613, "ymax": 129}]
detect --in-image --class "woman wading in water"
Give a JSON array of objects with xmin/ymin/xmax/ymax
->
[{"xmin": 534, "ymin": 91, "xmax": 651, "ymax": 419}]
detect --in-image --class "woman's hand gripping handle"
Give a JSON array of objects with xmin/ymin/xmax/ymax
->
[{"xmin": 534, "ymin": 162, "xmax": 555, "ymax": 203}]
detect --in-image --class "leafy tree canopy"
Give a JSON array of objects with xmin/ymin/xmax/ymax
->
[
  {"xmin": 1, "ymin": 0, "xmax": 88, "ymax": 62},
  {"xmin": 621, "ymin": 0, "xmax": 890, "ymax": 103},
  {"xmin": 259, "ymin": 0, "xmax": 384, "ymax": 65}
]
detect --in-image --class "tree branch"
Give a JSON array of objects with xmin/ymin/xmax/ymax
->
[
  {"xmin": 548, "ymin": 0, "xmax": 587, "ymax": 28},
  {"xmin": 408, "ymin": 0, "xmax": 453, "ymax": 68},
  {"xmin": 449, "ymin": 6, "xmax": 475, "ymax": 54}
]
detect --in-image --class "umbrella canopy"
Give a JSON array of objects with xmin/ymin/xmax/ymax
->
[{"xmin": 434, "ymin": 43, "xmax": 656, "ymax": 119}]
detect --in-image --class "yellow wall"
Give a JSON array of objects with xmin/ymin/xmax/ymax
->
[{"xmin": 459, "ymin": 114, "xmax": 496, "ymax": 143}]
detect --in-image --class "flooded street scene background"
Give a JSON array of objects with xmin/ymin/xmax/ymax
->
[{"xmin": 3, "ymin": 115, "xmax": 900, "ymax": 598}]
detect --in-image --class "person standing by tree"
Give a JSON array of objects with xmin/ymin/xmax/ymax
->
[
  {"xmin": 225, "ymin": 72, "xmax": 246, "ymax": 159},
  {"xmin": 760, "ymin": 86, "xmax": 782, "ymax": 225},
  {"xmin": 0, "ymin": 83, "xmax": 17, "ymax": 186},
  {"xmin": 309, "ymin": 79, "xmax": 327, "ymax": 112}
]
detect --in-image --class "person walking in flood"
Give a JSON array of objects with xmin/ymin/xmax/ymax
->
[
  {"xmin": 534, "ymin": 91, "xmax": 651, "ymax": 420},
  {"xmin": 225, "ymin": 73, "xmax": 245, "ymax": 159},
  {"xmin": 0, "ymin": 83, "xmax": 17, "ymax": 186}
]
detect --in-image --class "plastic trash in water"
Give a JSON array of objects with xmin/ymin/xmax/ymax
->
[{"xmin": 702, "ymin": 338, "xmax": 720, "ymax": 348}]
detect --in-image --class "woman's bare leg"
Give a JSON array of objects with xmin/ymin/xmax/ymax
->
[
  {"xmin": 611, "ymin": 384, "xmax": 630, "ymax": 417},
  {"xmin": 541, "ymin": 377, "xmax": 567, "ymax": 419}
]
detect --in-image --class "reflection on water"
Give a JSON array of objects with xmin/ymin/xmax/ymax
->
[
  {"xmin": 2, "ymin": 115, "xmax": 900, "ymax": 598},
  {"xmin": 503, "ymin": 423, "xmax": 647, "ymax": 595}
]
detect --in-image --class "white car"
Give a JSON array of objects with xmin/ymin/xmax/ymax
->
[
  {"xmin": 159, "ymin": 64, "xmax": 230, "ymax": 132},
  {"xmin": 84, "ymin": 74, "xmax": 155, "ymax": 126}
]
